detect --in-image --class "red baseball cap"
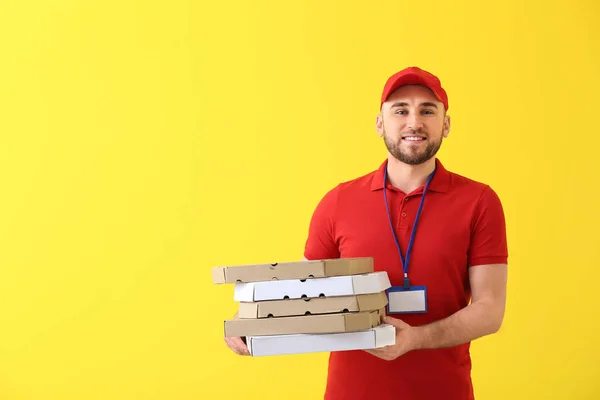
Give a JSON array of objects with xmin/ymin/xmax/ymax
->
[{"xmin": 380, "ymin": 66, "xmax": 449, "ymax": 110}]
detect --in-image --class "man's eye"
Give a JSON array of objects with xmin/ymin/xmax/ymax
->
[
  {"xmin": 422, "ymin": 110, "xmax": 434, "ymax": 115},
  {"xmin": 395, "ymin": 110, "xmax": 406, "ymax": 114}
]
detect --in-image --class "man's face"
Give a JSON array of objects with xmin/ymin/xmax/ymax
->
[{"xmin": 376, "ymin": 85, "xmax": 450, "ymax": 165}]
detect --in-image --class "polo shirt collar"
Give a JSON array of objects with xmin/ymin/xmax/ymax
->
[{"xmin": 370, "ymin": 157, "xmax": 450, "ymax": 193}]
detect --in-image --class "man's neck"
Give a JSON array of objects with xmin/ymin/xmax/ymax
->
[{"xmin": 386, "ymin": 156, "xmax": 436, "ymax": 194}]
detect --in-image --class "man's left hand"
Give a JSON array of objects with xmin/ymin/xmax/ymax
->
[{"xmin": 365, "ymin": 315, "xmax": 420, "ymax": 361}]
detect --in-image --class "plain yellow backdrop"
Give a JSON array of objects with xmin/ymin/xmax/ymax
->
[{"xmin": 0, "ymin": 0, "xmax": 598, "ymax": 399}]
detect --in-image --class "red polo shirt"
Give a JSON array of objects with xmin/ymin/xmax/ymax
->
[{"xmin": 304, "ymin": 158, "xmax": 508, "ymax": 400}]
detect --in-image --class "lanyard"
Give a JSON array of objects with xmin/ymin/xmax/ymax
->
[{"xmin": 383, "ymin": 163, "xmax": 436, "ymax": 289}]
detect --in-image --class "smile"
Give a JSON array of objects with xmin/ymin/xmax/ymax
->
[{"xmin": 402, "ymin": 136, "xmax": 426, "ymax": 141}]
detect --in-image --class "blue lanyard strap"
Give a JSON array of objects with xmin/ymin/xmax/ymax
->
[{"xmin": 383, "ymin": 163, "xmax": 436, "ymax": 289}]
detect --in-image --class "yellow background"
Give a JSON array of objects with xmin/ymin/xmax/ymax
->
[{"xmin": 0, "ymin": 0, "xmax": 598, "ymax": 399}]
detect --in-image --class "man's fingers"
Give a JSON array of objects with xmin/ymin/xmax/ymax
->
[
  {"xmin": 364, "ymin": 347, "xmax": 393, "ymax": 360},
  {"xmin": 383, "ymin": 315, "xmax": 409, "ymax": 329},
  {"xmin": 224, "ymin": 337, "xmax": 240, "ymax": 354},
  {"xmin": 364, "ymin": 348, "xmax": 384, "ymax": 357},
  {"xmin": 224, "ymin": 337, "xmax": 242, "ymax": 355},
  {"xmin": 224, "ymin": 313, "xmax": 250, "ymax": 355},
  {"xmin": 224, "ymin": 337, "xmax": 250, "ymax": 356},
  {"xmin": 233, "ymin": 337, "xmax": 250, "ymax": 355}
]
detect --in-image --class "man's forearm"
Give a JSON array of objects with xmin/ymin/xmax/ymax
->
[{"xmin": 411, "ymin": 300, "xmax": 504, "ymax": 350}]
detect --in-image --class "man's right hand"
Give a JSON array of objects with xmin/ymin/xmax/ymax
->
[
  {"xmin": 224, "ymin": 336, "xmax": 250, "ymax": 356},
  {"xmin": 223, "ymin": 312, "xmax": 250, "ymax": 356}
]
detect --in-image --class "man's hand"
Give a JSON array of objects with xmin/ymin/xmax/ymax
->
[
  {"xmin": 224, "ymin": 336, "xmax": 250, "ymax": 356},
  {"xmin": 365, "ymin": 316, "xmax": 420, "ymax": 361},
  {"xmin": 223, "ymin": 312, "xmax": 250, "ymax": 356}
]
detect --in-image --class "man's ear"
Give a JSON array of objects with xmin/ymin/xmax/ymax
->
[
  {"xmin": 376, "ymin": 113, "xmax": 384, "ymax": 137},
  {"xmin": 443, "ymin": 114, "xmax": 451, "ymax": 138}
]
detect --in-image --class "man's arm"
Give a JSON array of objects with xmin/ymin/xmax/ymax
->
[
  {"xmin": 411, "ymin": 262, "xmax": 507, "ymax": 349},
  {"xmin": 407, "ymin": 184, "xmax": 510, "ymax": 349},
  {"xmin": 368, "ymin": 184, "xmax": 508, "ymax": 360},
  {"xmin": 367, "ymin": 263, "xmax": 507, "ymax": 360}
]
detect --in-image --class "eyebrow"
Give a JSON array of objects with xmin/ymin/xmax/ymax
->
[{"xmin": 390, "ymin": 102, "xmax": 438, "ymax": 109}]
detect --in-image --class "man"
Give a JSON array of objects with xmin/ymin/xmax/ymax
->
[{"xmin": 225, "ymin": 66, "xmax": 508, "ymax": 400}]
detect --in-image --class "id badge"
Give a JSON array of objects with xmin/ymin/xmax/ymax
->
[{"xmin": 386, "ymin": 286, "xmax": 428, "ymax": 314}]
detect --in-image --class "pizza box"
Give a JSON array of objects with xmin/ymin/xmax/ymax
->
[
  {"xmin": 233, "ymin": 271, "xmax": 391, "ymax": 302},
  {"xmin": 237, "ymin": 292, "xmax": 388, "ymax": 318},
  {"xmin": 246, "ymin": 324, "xmax": 396, "ymax": 356},
  {"xmin": 212, "ymin": 257, "xmax": 373, "ymax": 284},
  {"xmin": 224, "ymin": 308, "xmax": 384, "ymax": 337}
]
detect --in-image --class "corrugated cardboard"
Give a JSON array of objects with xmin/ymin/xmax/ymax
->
[
  {"xmin": 237, "ymin": 292, "xmax": 389, "ymax": 318},
  {"xmin": 212, "ymin": 257, "xmax": 373, "ymax": 284},
  {"xmin": 233, "ymin": 271, "xmax": 391, "ymax": 302},
  {"xmin": 224, "ymin": 308, "xmax": 384, "ymax": 337},
  {"xmin": 246, "ymin": 324, "xmax": 396, "ymax": 356}
]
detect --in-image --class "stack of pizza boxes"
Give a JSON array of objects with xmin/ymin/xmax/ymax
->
[{"xmin": 212, "ymin": 257, "xmax": 396, "ymax": 356}]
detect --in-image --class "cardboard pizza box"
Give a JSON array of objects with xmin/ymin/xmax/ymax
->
[
  {"xmin": 237, "ymin": 292, "xmax": 388, "ymax": 318},
  {"xmin": 246, "ymin": 324, "xmax": 396, "ymax": 356},
  {"xmin": 233, "ymin": 271, "xmax": 391, "ymax": 302},
  {"xmin": 224, "ymin": 308, "xmax": 384, "ymax": 337},
  {"xmin": 212, "ymin": 257, "xmax": 373, "ymax": 284}
]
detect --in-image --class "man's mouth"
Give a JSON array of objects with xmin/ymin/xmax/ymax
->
[{"xmin": 402, "ymin": 135, "xmax": 427, "ymax": 142}]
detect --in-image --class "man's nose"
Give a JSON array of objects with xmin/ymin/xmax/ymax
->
[{"xmin": 406, "ymin": 114, "xmax": 424, "ymax": 131}]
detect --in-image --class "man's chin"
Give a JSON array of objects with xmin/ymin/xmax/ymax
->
[{"xmin": 392, "ymin": 150, "xmax": 432, "ymax": 165}]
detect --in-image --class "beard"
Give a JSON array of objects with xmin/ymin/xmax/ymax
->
[{"xmin": 383, "ymin": 127, "xmax": 444, "ymax": 165}]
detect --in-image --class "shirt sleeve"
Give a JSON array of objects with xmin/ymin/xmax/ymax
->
[
  {"xmin": 303, "ymin": 185, "xmax": 341, "ymax": 260},
  {"xmin": 468, "ymin": 185, "xmax": 509, "ymax": 267}
]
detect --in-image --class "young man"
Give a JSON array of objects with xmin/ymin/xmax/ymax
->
[
  {"xmin": 303, "ymin": 66, "xmax": 508, "ymax": 399},
  {"xmin": 225, "ymin": 66, "xmax": 508, "ymax": 400}
]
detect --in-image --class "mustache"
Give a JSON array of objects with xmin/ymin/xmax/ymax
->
[{"xmin": 403, "ymin": 129, "xmax": 426, "ymax": 135}]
